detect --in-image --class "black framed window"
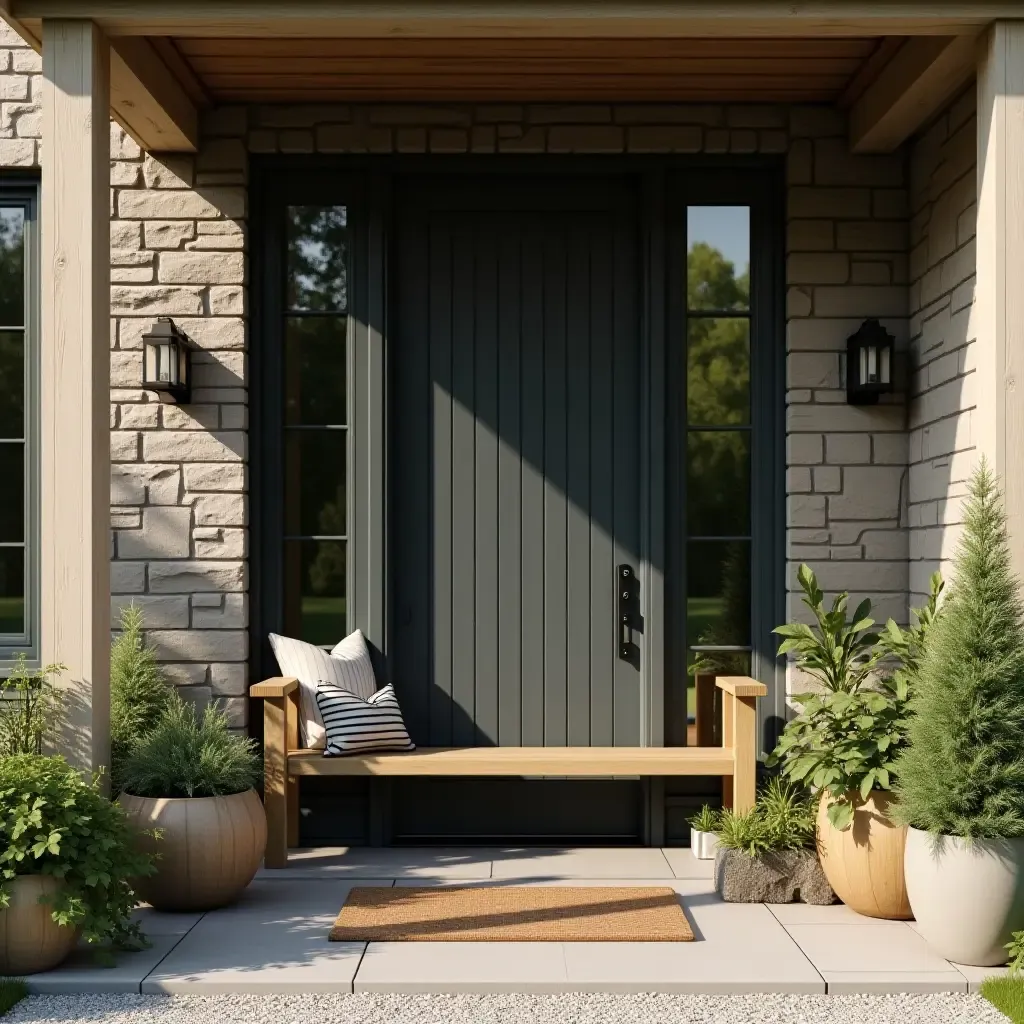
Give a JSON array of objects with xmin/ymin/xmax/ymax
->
[
  {"xmin": 0, "ymin": 183, "xmax": 38, "ymax": 662},
  {"xmin": 281, "ymin": 205, "xmax": 350, "ymax": 645}
]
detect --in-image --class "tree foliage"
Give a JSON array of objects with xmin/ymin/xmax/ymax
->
[{"xmin": 893, "ymin": 460, "xmax": 1024, "ymax": 838}]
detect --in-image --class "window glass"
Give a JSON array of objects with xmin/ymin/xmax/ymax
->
[
  {"xmin": 0, "ymin": 202, "xmax": 26, "ymax": 639},
  {"xmin": 684, "ymin": 206, "xmax": 752, "ymax": 729},
  {"xmin": 282, "ymin": 206, "xmax": 349, "ymax": 646}
]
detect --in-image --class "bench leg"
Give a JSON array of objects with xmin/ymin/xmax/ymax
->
[
  {"xmin": 721, "ymin": 690, "xmax": 735, "ymax": 810},
  {"xmin": 286, "ymin": 690, "xmax": 300, "ymax": 849},
  {"xmin": 263, "ymin": 695, "xmax": 290, "ymax": 869},
  {"xmin": 731, "ymin": 693, "xmax": 758, "ymax": 814}
]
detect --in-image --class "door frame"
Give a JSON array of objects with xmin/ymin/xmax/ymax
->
[{"xmin": 249, "ymin": 154, "xmax": 785, "ymax": 754}]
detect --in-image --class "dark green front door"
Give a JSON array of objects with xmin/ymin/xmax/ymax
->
[{"xmin": 391, "ymin": 175, "xmax": 646, "ymax": 750}]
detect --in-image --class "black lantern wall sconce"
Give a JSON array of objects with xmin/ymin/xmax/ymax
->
[
  {"xmin": 142, "ymin": 317, "xmax": 194, "ymax": 404},
  {"xmin": 846, "ymin": 318, "xmax": 895, "ymax": 405}
]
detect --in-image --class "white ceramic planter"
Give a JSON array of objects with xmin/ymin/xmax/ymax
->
[
  {"xmin": 904, "ymin": 827, "xmax": 1024, "ymax": 966},
  {"xmin": 691, "ymin": 828, "xmax": 719, "ymax": 861}
]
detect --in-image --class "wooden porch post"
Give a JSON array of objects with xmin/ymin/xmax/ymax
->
[{"xmin": 41, "ymin": 20, "xmax": 111, "ymax": 775}]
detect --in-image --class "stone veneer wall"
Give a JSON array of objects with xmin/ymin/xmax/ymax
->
[
  {"xmin": 907, "ymin": 88, "xmax": 978, "ymax": 607},
  {"xmin": 2, "ymin": 18, "xmax": 917, "ymax": 721}
]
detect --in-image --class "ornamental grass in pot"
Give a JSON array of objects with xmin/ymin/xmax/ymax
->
[
  {"xmin": 0, "ymin": 754, "xmax": 154, "ymax": 974},
  {"xmin": 767, "ymin": 567, "xmax": 943, "ymax": 920},
  {"xmin": 892, "ymin": 461, "xmax": 1024, "ymax": 967},
  {"xmin": 714, "ymin": 778, "xmax": 835, "ymax": 905},
  {"xmin": 118, "ymin": 694, "xmax": 266, "ymax": 912}
]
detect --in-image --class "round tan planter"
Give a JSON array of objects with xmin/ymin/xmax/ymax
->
[
  {"xmin": 816, "ymin": 791, "xmax": 912, "ymax": 920},
  {"xmin": 118, "ymin": 788, "xmax": 267, "ymax": 912},
  {"xmin": 904, "ymin": 828, "xmax": 1024, "ymax": 966},
  {"xmin": 0, "ymin": 875, "xmax": 77, "ymax": 974}
]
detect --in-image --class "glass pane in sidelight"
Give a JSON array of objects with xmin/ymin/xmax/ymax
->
[
  {"xmin": 286, "ymin": 206, "xmax": 348, "ymax": 312},
  {"xmin": 687, "ymin": 206, "xmax": 749, "ymax": 312},
  {"xmin": 283, "ymin": 430, "xmax": 346, "ymax": 538},
  {"xmin": 0, "ymin": 546, "xmax": 24, "ymax": 635},
  {"xmin": 687, "ymin": 430, "xmax": 750, "ymax": 537},
  {"xmin": 686, "ymin": 539, "xmax": 751, "ymax": 649},
  {"xmin": 284, "ymin": 317, "xmax": 347, "ymax": 426},
  {"xmin": 0, "ymin": 207, "xmax": 24, "ymax": 328},
  {"xmin": 0, "ymin": 330, "xmax": 24, "ymax": 439},
  {"xmin": 686, "ymin": 317, "xmax": 750, "ymax": 426},
  {"xmin": 0, "ymin": 442, "xmax": 23, "ymax": 544},
  {"xmin": 283, "ymin": 539, "xmax": 346, "ymax": 646}
]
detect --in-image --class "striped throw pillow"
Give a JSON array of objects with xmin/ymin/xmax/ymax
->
[
  {"xmin": 268, "ymin": 630, "xmax": 378, "ymax": 750},
  {"xmin": 316, "ymin": 682, "xmax": 416, "ymax": 756}
]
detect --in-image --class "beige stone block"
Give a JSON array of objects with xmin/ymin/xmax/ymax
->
[
  {"xmin": 429, "ymin": 128, "xmax": 468, "ymax": 153},
  {"xmin": 202, "ymin": 106, "xmax": 248, "ymax": 137},
  {"xmin": 111, "ymin": 561, "xmax": 146, "ymax": 594},
  {"xmin": 110, "ymin": 220, "xmax": 142, "ymax": 250},
  {"xmin": 111, "ymin": 249, "xmax": 154, "ymax": 268},
  {"xmin": 787, "ymin": 287, "xmax": 812, "ymax": 318},
  {"xmin": 117, "ymin": 506, "xmax": 193, "ymax": 559},
  {"xmin": 12, "ymin": 49, "xmax": 41, "ymax": 73},
  {"xmin": 787, "ymin": 466, "xmax": 812, "ymax": 493},
  {"xmin": 850, "ymin": 261, "xmax": 892, "ymax": 285},
  {"xmin": 209, "ymin": 285, "xmax": 245, "ymax": 315},
  {"xmin": 811, "ymin": 285, "xmax": 907, "ymax": 318},
  {"xmin": 192, "ymin": 352, "xmax": 246, "ymax": 388},
  {"xmin": 814, "ymin": 139, "xmax": 904, "ymax": 188},
  {"xmin": 110, "ymin": 161, "xmax": 141, "ymax": 186},
  {"xmin": 789, "ymin": 106, "xmax": 845, "ymax": 138},
  {"xmin": 626, "ymin": 126, "xmax": 702, "ymax": 153},
  {"xmin": 110, "ymin": 285, "xmax": 205, "ymax": 316},
  {"xmin": 162, "ymin": 404, "xmax": 219, "ymax": 429},
  {"xmin": 118, "ymin": 187, "xmax": 245, "ymax": 219},
  {"xmin": 183, "ymin": 463, "xmax": 246, "ymax": 492},
  {"xmin": 219, "ymin": 405, "xmax": 247, "ymax": 429},
  {"xmin": 788, "ymin": 316, "xmax": 906, "ymax": 353},
  {"xmin": 0, "ymin": 74, "xmax": 28, "ymax": 101},
  {"xmin": 787, "ymin": 219, "xmax": 833, "ymax": 251},
  {"xmin": 873, "ymin": 189, "xmax": 909, "ymax": 220},
  {"xmin": 813, "ymin": 466, "xmax": 842, "ymax": 492},
  {"xmin": 787, "ymin": 433, "xmax": 823, "ymax": 465},
  {"xmin": 194, "ymin": 527, "xmax": 247, "ymax": 558},
  {"xmin": 0, "ymin": 139, "xmax": 34, "ymax": 166},
  {"xmin": 147, "ymin": 629, "xmax": 248, "ymax": 662},
  {"xmin": 788, "ymin": 402, "xmax": 905, "ymax": 434},
  {"xmin": 787, "ymin": 352, "xmax": 840, "ymax": 389},
  {"xmin": 145, "ymin": 221, "xmax": 197, "ymax": 249},
  {"xmin": 787, "ymin": 252, "xmax": 849, "ymax": 286},
  {"xmin": 788, "ymin": 494, "xmax": 827, "ymax": 527},
  {"xmin": 148, "ymin": 560, "xmax": 246, "ymax": 593},
  {"xmin": 143, "ymin": 153, "xmax": 193, "ymax": 189},
  {"xmin": 110, "ymin": 123, "xmax": 142, "ymax": 159},
  {"xmin": 209, "ymin": 661, "xmax": 248, "ymax": 696},
  {"xmin": 827, "ymin": 465, "xmax": 906, "ymax": 520},
  {"xmin": 788, "ymin": 187, "xmax": 871, "ymax": 219},
  {"xmin": 111, "ymin": 594, "xmax": 190, "ymax": 629},
  {"xmin": 111, "ymin": 265, "xmax": 154, "ymax": 283},
  {"xmin": 835, "ymin": 220, "xmax": 908, "ymax": 252},
  {"xmin": 120, "ymin": 315, "xmax": 245, "ymax": 351},
  {"xmin": 547, "ymin": 126, "xmax": 624, "ymax": 152},
  {"xmin": 197, "ymin": 137, "xmax": 247, "ymax": 171},
  {"xmin": 825, "ymin": 433, "xmax": 870, "ymax": 464},
  {"xmin": 111, "ymin": 508, "xmax": 142, "ymax": 530},
  {"xmin": 191, "ymin": 493, "xmax": 247, "ymax": 526},
  {"xmin": 186, "ymin": 220, "xmax": 246, "ymax": 251},
  {"xmin": 111, "ymin": 431, "xmax": 140, "ymax": 462},
  {"xmin": 143, "ymin": 430, "xmax": 246, "ymax": 463},
  {"xmin": 118, "ymin": 403, "xmax": 160, "ymax": 429},
  {"xmin": 159, "ymin": 251, "xmax": 245, "ymax": 285},
  {"xmin": 797, "ymin": 559, "xmax": 906, "ymax": 593}
]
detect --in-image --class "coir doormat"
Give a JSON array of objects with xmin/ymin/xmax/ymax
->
[{"xmin": 329, "ymin": 885, "xmax": 694, "ymax": 941}]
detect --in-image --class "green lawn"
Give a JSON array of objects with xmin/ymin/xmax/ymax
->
[
  {"xmin": 982, "ymin": 977, "xmax": 1024, "ymax": 1022},
  {"xmin": 0, "ymin": 979, "xmax": 27, "ymax": 1018}
]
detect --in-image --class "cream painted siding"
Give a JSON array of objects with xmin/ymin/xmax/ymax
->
[{"xmin": 1, "ymin": 17, "xmax": 924, "ymax": 721}]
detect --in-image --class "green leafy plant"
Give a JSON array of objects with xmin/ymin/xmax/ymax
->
[
  {"xmin": 893, "ymin": 461, "xmax": 1024, "ymax": 839},
  {"xmin": 0, "ymin": 978, "xmax": 28, "ymax": 1017},
  {"xmin": 120, "ymin": 693, "xmax": 262, "ymax": 800},
  {"xmin": 1007, "ymin": 931, "xmax": 1024, "ymax": 976},
  {"xmin": 688, "ymin": 805, "xmax": 721, "ymax": 833},
  {"xmin": 109, "ymin": 604, "xmax": 171, "ymax": 793},
  {"xmin": 773, "ymin": 564, "xmax": 882, "ymax": 693},
  {"xmin": 768, "ymin": 573, "xmax": 943, "ymax": 830},
  {"xmin": 0, "ymin": 654, "xmax": 66, "ymax": 756},
  {"xmin": 715, "ymin": 778, "xmax": 816, "ymax": 857},
  {"xmin": 0, "ymin": 754, "xmax": 154, "ymax": 954}
]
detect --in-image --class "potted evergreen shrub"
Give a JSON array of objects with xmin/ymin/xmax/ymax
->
[
  {"xmin": 893, "ymin": 461, "xmax": 1024, "ymax": 966},
  {"xmin": 768, "ymin": 566, "xmax": 942, "ymax": 920},
  {"xmin": 0, "ymin": 755, "xmax": 153, "ymax": 973},
  {"xmin": 714, "ymin": 779, "xmax": 834, "ymax": 904},
  {"xmin": 118, "ymin": 694, "xmax": 266, "ymax": 912}
]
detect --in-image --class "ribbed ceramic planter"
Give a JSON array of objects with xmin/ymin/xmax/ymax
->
[
  {"xmin": 904, "ymin": 828, "xmax": 1024, "ymax": 966},
  {"xmin": 690, "ymin": 828, "xmax": 719, "ymax": 861},
  {"xmin": 0, "ymin": 876, "xmax": 77, "ymax": 974},
  {"xmin": 119, "ymin": 788, "xmax": 267, "ymax": 912},
  {"xmin": 816, "ymin": 791, "xmax": 912, "ymax": 920}
]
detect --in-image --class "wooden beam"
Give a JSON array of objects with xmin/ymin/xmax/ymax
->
[
  {"xmin": 41, "ymin": 19, "xmax": 110, "ymax": 775},
  {"xmin": 850, "ymin": 34, "xmax": 978, "ymax": 152},
  {"xmin": 109, "ymin": 36, "xmax": 198, "ymax": 151},
  {"xmin": 977, "ymin": 22, "xmax": 1024, "ymax": 580},
  {"xmin": 9, "ymin": 1, "xmax": 1023, "ymax": 39}
]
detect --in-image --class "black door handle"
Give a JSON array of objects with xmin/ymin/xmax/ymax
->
[{"xmin": 618, "ymin": 564, "xmax": 639, "ymax": 661}]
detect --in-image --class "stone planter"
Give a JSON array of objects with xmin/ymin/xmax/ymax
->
[
  {"xmin": 0, "ymin": 875, "xmax": 77, "ymax": 974},
  {"xmin": 904, "ymin": 828, "xmax": 1024, "ymax": 966},
  {"xmin": 714, "ymin": 847, "xmax": 836, "ymax": 904},
  {"xmin": 691, "ymin": 828, "xmax": 719, "ymax": 861},
  {"xmin": 816, "ymin": 791, "xmax": 912, "ymax": 920},
  {"xmin": 119, "ymin": 788, "xmax": 267, "ymax": 912}
]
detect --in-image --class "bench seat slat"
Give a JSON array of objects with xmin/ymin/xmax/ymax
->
[{"xmin": 287, "ymin": 746, "xmax": 737, "ymax": 777}]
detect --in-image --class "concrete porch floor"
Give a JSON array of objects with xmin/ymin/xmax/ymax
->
[{"xmin": 23, "ymin": 848, "xmax": 1010, "ymax": 996}]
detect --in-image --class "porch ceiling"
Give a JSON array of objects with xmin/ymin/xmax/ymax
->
[{"xmin": 168, "ymin": 36, "xmax": 885, "ymax": 103}]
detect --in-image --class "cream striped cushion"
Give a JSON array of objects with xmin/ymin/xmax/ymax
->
[
  {"xmin": 316, "ymin": 682, "xmax": 415, "ymax": 756},
  {"xmin": 268, "ymin": 630, "xmax": 378, "ymax": 749}
]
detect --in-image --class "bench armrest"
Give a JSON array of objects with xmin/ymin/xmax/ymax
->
[
  {"xmin": 715, "ymin": 675, "xmax": 768, "ymax": 698},
  {"xmin": 250, "ymin": 676, "xmax": 298, "ymax": 699}
]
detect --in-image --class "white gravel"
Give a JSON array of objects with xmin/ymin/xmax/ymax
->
[{"xmin": 5, "ymin": 993, "xmax": 1008, "ymax": 1024}]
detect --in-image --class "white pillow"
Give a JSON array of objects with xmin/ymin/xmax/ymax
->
[
  {"xmin": 268, "ymin": 630, "xmax": 377, "ymax": 749},
  {"xmin": 316, "ymin": 682, "xmax": 415, "ymax": 756}
]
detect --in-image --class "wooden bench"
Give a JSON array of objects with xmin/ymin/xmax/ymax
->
[{"xmin": 251, "ymin": 675, "xmax": 768, "ymax": 868}]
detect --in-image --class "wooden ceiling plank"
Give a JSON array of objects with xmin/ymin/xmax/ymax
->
[
  {"xmin": 837, "ymin": 34, "xmax": 904, "ymax": 107},
  {"xmin": 850, "ymin": 33, "xmax": 977, "ymax": 151},
  {"xmin": 149, "ymin": 35, "xmax": 210, "ymax": 106}
]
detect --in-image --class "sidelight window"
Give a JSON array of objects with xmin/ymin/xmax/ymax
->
[
  {"xmin": 282, "ymin": 205, "xmax": 349, "ymax": 645},
  {"xmin": 685, "ymin": 206, "xmax": 753, "ymax": 697}
]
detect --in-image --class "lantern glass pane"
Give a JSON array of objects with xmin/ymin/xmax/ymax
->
[
  {"xmin": 859, "ymin": 346, "xmax": 868, "ymax": 386},
  {"xmin": 881, "ymin": 346, "xmax": 891, "ymax": 384},
  {"xmin": 178, "ymin": 342, "xmax": 188, "ymax": 387},
  {"xmin": 867, "ymin": 345, "xmax": 878, "ymax": 382}
]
